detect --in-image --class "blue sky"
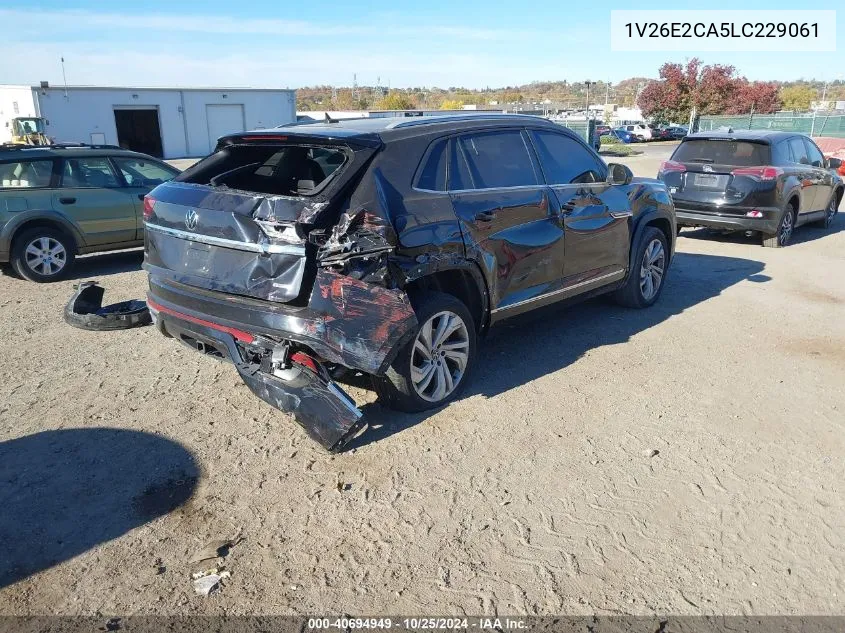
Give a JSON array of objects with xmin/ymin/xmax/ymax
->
[{"xmin": 0, "ymin": 1, "xmax": 840, "ymax": 88}]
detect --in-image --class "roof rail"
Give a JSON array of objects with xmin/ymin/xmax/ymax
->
[
  {"xmin": 1, "ymin": 142, "xmax": 126, "ymax": 151},
  {"xmin": 49, "ymin": 143, "xmax": 126, "ymax": 150},
  {"xmin": 387, "ymin": 113, "xmax": 543, "ymax": 129}
]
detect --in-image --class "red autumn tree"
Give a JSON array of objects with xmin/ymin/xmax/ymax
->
[{"xmin": 638, "ymin": 58, "xmax": 782, "ymax": 123}]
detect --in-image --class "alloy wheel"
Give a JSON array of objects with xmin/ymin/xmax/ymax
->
[
  {"xmin": 780, "ymin": 209, "xmax": 794, "ymax": 245},
  {"xmin": 639, "ymin": 238, "xmax": 665, "ymax": 301},
  {"xmin": 24, "ymin": 237, "xmax": 67, "ymax": 276},
  {"xmin": 410, "ymin": 310, "xmax": 470, "ymax": 403}
]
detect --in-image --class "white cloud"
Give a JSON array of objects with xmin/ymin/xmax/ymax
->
[{"xmin": 0, "ymin": 9, "xmax": 527, "ymax": 41}]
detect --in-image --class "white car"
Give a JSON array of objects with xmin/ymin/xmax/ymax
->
[{"xmin": 624, "ymin": 124, "xmax": 652, "ymax": 141}]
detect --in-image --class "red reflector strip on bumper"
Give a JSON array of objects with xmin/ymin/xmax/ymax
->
[{"xmin": 147, "ymin": 298, "xmax": 256, "ymax": 343}]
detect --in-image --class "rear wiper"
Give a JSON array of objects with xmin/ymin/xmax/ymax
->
[{"xmin": 686, "ymin": 158, "xmax": 715, "ymax": 163}]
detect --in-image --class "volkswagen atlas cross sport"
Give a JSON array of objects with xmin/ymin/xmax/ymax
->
[
  {"xmin": 0, "ymin": 144, "xmax": 180, "ymax": 281},
  {"xmin": 658, "ymin": 130, "xmax": 843, "ymax": 248},
  {"xmin": 143, "ymin": 114, "xmax": 676, "ymax": 450}
]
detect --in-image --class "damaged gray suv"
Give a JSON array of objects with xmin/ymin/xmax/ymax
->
[{"xmin": 144, "ymin": 115, "xmax": 676, "ymax": 450}]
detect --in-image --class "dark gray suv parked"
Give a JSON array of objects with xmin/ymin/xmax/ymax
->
[
  {"xmin": 143, "ymin": 114, "xmax": 676, "ymax": 449},
  {"xmin": 658, "ymin": 131, "xmax": 843, "ymax": 247}
]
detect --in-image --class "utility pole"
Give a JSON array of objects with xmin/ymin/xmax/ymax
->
[
  {"xmin": 60, "ymin": 56, "xmax": 69, "ymax": 99},
  {"xmin": 584, "ymin": 80, "xmax": 594, "ymax": 118}
]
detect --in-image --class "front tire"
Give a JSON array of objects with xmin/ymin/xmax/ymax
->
[
  {"xmin": 375, "ymin": 292, "xmax": 477, "ymax": 413},
  {"xmin": 812, "ymin": 194, "xmax": 839, "ymax": 229},
  {"xmin": 762, "ymin": 205, "xmax": 795, "ymax": 248},
  {"xmin": 614, "ymin": 227, "xmax": 669, "ymax": 308},
  {"xmin": 11, "ymin": 226, "xmax": 75, "ymax": 282}
]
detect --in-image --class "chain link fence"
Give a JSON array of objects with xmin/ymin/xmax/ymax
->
[{"xmin": 697, "ymin": 114, "xmax": 845, "ymax": 138}]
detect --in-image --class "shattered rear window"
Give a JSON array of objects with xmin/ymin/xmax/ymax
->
[{"xmin": 180, "ymin": 144, "xmax": 348, "ymax": 196}]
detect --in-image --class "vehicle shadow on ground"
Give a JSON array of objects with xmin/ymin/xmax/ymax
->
[
  {"xmin": 0, "ymin": 428, "xmax": 198, "ymax": 588},
  {"xmin": 347, "ymin": 251, "xmax": 768, "ymax": 450},
  {"xmin": 0, "ymin": 249, "xmax": 144, "ymax": 283},
  {"xmin": 69, "ymin": 249, "xmax": 145, "ymax": 280},
  {"xmin": 680, "ymin": 212, "xmax": 844, "ymax": 247}
]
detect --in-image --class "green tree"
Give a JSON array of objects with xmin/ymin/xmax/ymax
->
[
  {"xmin": 780, "ymin": 85, "xmax": 816, "ymax": 111},
  {"xmin": 375, "ymin": 91, "xmax": 416, "ymax": 110},
  {"xmin": 440, "ymin": 99, "xmax": 465, "ymax": 110}
]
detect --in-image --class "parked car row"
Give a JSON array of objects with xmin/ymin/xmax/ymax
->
[
  {"xmin": 599, "ymin": 124, "xmax": 687, "ymax": 145},
  {"xmin": 1, "ymin": 116, "xmax": 841, "ymax": 450}
]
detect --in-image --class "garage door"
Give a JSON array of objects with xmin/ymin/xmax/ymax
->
[{"xmin": 206, "ymin": 104, "xmax": 245, "ymax": 153}]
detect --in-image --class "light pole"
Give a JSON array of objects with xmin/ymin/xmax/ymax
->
[{"xmin": 585, "ymin": 80, "xmax": 594, "ymax": 119}]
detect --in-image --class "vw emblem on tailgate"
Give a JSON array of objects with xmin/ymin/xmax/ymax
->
[
  {"xmin": 702, "ymin": 165, "xmax": 713, "ymax": 172},
  {"xmin": 185, "ymin": 209, "xmax": 199, "ymax": 230}
]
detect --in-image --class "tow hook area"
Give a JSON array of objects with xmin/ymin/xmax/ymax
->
[{"xmin": 236, "ymin": 346, "xmax": 364, "ymax": 452}]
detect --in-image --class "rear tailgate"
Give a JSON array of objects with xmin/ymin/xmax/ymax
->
[
  {"xmin": 143, "ymin": 136, "xmax": 379, "ymax": 303},
  {"xmin": 661, "ymin": 138, "xmax": 774, "ymax": 212}
]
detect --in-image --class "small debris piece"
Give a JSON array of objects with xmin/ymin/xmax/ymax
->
[
  {"xmin": 190, "ymin": 534, "xmax": 243, "ymax": 564},
  {"xmin": 191, "ymin": 567, "xmax": 219, "ymax": 580},
  {"xmin": 644, "ymin": 449, "xmax": 660, "ymax": 458},
  {"xmin": 193, "ymin": 574, "xmax": 221, "ymax": 596},
  {"xmin": 154, "ymin": 558, "xmax": 166, "ymax": 575}
]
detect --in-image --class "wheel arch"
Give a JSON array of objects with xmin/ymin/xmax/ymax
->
[
  {"xmin": 626, "ymin": 207, "xmax": 675, "ymax": 284},
  {"xmin": 8, "ymin": 213, "xmax": 82, "ymax": 255},
  {"xmin": 402, "ymin": 260, "xmax": 490, "ymax": 335}
]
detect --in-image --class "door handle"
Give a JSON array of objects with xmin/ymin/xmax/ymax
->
[
  {"xmin": 59, "ymin": 197, "xmax": 76, "ymax": 204},
  {"xmin": 474, "ymin": 211, "xmax": 496, "ymax": 222}
]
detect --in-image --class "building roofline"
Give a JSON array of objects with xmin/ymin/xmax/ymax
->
[{"xmin": 9, "ymin": 84, "xmax": 295, "ymax": 93}]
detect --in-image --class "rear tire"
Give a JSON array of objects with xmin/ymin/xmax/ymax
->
[
  {"xmin": 374, "ymin": 291, "xmax": 477, "ymax": 413},
  {"xmin": 11, "ymin": 226, "xmax": 75, "ymax": 282},
  {"xmin": 614, "ymin": 227, "xmax": 669, "ymax": 309},
  {"xmin": 762, "ymin": 204, "xmax": 796, "ymax": 248}
]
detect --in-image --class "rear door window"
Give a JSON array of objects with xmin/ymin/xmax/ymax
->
[
  {"xmin": 529, "ymin": 130, "xmax": 606, "ymax": 184},
  {"xmin": 672, "ymin": 139, "xmax": 771, "ymax": 166},
  {"xmin": 787, "ymin": 137, "xmax": 809, "ymax": 165},
  {"xmin": 61, "ymin": 157, "xmax": 121, "ymax": 188},
  {"xmin": 416, "ymin": 138, "xmax": 447, "ymax": 191},
  {"xmin": 453, "ymin": 131, "xmax": 538, "ymax": 190},
  {"xmin": 0, "ymin": 159, "xmax": 55, "ymax": 188},
  {"xmin": 771, "ymin": 140, "xmax": 791, "ymax": 165}
]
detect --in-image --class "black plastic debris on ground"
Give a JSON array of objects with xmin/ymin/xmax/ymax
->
[{"xmin": 64, "ymin": 281, "xmax": 152, "ymax": 331}]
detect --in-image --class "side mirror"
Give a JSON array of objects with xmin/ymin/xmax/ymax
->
[
  {"xmin": 607, "ymin": 163, "xmax": 633, "ymax": 185},
  {"xmin": 827, "ymin": 157, "xmax": 842, "ymax": 170}
]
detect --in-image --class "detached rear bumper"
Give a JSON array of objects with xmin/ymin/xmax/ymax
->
[
  {"xmin": 149, "ymin": 301, "xmax": 364, "ymax": 451},
  {"xmin": 675, "ymin": 206, "xmax": 780, "ymax": 235}
]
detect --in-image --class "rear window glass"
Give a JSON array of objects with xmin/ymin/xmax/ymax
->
[
  {"xmin": 0, "ymin": 159, "xmax": 54, "ymax": 188},
  {"xmin": 180, "ymin": 144, "xmax": 348, "ymax": 196},
  {"xmin": 672, "ymin": 139, "xmax": 770, "ymax": 166},
  {"xmin": 416, "ymin": 138, "xmax": 447, "ymax": 191}
]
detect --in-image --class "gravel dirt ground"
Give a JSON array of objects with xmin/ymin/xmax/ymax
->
[{"xmin": 0, "ymin": 149, "xmax": 843, "ymax": 616}]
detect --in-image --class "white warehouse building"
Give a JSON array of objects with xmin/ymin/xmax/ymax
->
[{"xmin": 0, "ymin": 84, "xmax": 296, "ymax": 159}]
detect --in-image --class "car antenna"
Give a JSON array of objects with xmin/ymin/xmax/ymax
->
[{"xmin": 324, "ymin": 112, "xmax": 339, "ymax": 124}]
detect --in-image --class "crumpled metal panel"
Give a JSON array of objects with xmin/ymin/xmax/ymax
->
[
  {"xmin": 307, "ymin": 269, "xmax": 417, "ymax": 374},
  {"xmin": 144, "ymin": 229, "xmax": 307, "ymax": 303},
  {"xmin": 237, "ymin": 363, "xmax": 363, "ymax": 451}
]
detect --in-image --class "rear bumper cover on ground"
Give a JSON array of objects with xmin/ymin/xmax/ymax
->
[{"xmin": 675, "ymin": 206, "xmax": 780, "ymax": 234}]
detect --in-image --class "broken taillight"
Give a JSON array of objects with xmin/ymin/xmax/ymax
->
[
  {"xmin": 731, "ymin": 166, "xmax": 783, "ymax": 181},
  {"xmin": 660, "ymin": 160, "xmax": 686, "ymax": 173},
  {"xmin": 291, "ymin": 351, "xmax": 319, "ymax": 373},
  {"xmin": 143, "ymin": 196, "xmax": 156, "ymax": 221}
]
